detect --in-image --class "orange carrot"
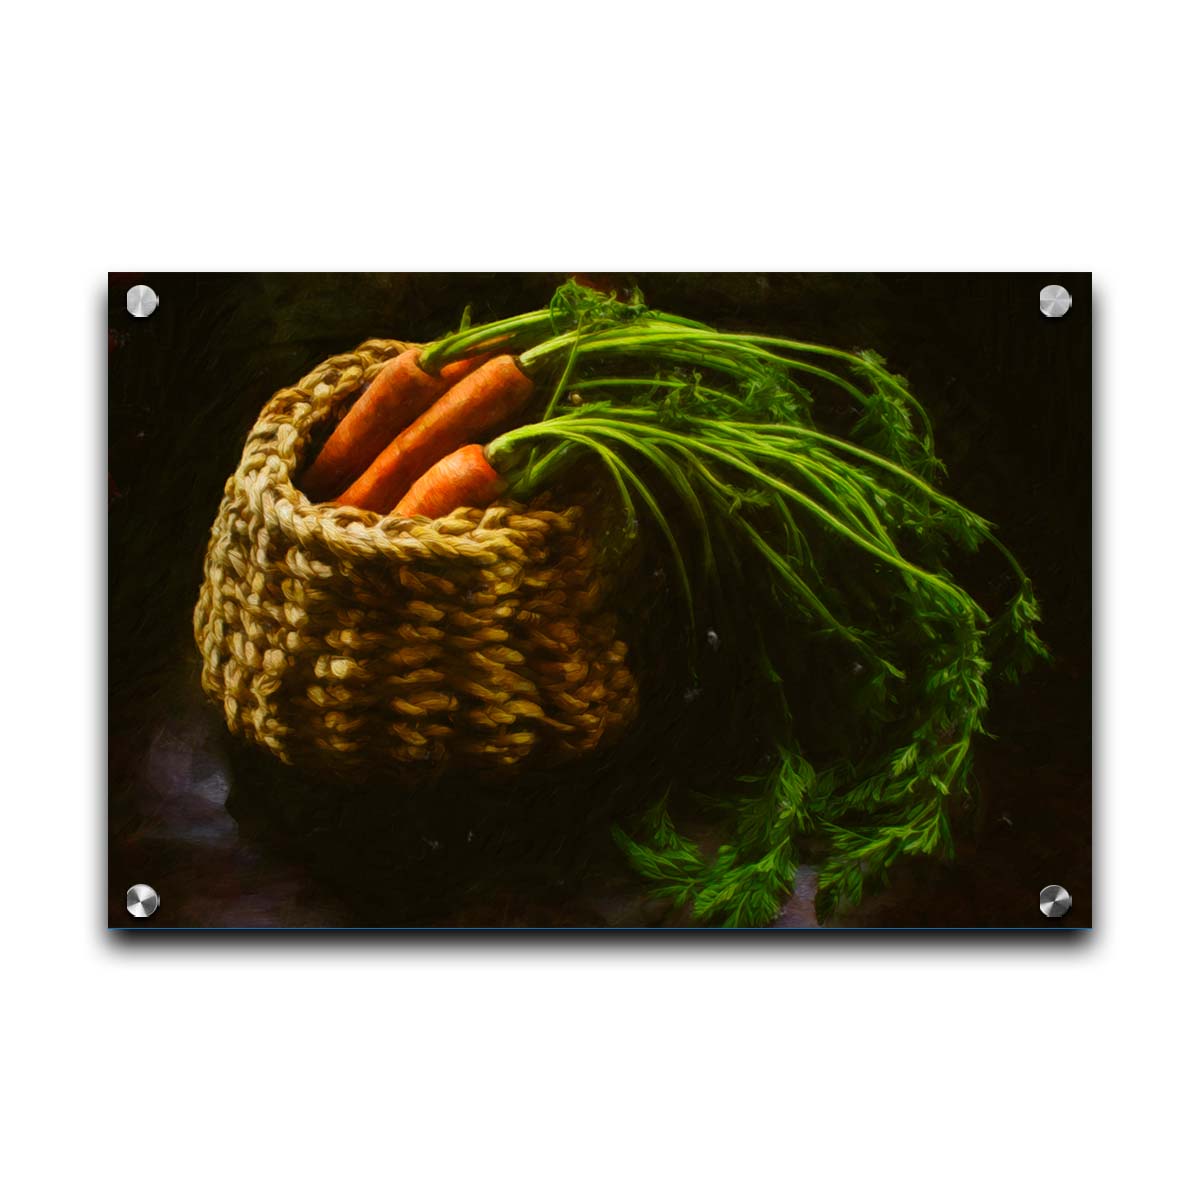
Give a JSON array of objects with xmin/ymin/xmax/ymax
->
[
  {"xmin": 335, "ymin": 355, "xmax": 534, "ymax": 513},
  {"xmin": 392, "ymin": 444, "xmax": 506, "ymax": 518},
  {"xmin": 300, "ymin": 346, "xmax": 484, "ymax": 500}
]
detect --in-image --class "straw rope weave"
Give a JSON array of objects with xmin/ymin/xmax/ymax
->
[{"xmin": 193, "ymin": 339, "xmax": 638, "ymax": 773}]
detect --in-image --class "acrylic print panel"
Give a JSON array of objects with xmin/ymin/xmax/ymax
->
[{"xmin": 107, "ymin": 273, "xmax": 1091, "ymax": 930}]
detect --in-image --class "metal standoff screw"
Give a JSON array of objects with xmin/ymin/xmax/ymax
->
[
  {"xmin": 1039, "ymin": 883, "xmax": 1071, "ymax": 918},
  {"xmin": 126, "ymin": 284, "xmax": 159, "ymax": 318},
  {"xmin": 1039, "ymin": 284, "xmax": 1072, "ymax": 318},
  {"xmin": 126, "ymin": 883, "xmax": 160, "ymax": 918}
]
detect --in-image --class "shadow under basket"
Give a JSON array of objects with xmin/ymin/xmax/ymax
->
[{"xmin": 193, "ymin": 338, "xmax": 639, "ymax": 776}]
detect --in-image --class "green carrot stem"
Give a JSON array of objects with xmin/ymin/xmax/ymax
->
[
  {"xmin": 522, "ymin": 329, "xmax": 875, "ymax": 410},
  {"xmin": 523, "ymin": 320, "xmax": 588, "ymax": 481},
  {"xmin": 568, "ymin": 378, "xmax": 1013, "ymax": 582},
  {"xmin": 522, "ymin": 415, "xmax": 985, "ymax": 619},
  {"xmin": 552, "ymin": 432, "xmax": 696, "ymax": 627},
  {"xmin": 493, "ymin": 412, "xmax": 988, "ymax": 639},
  {"xmin": 702, "ymin": 332, "xmax": 937, "ymax": 446},
  {"xmin": 572, "ymin": 380, "xmax": 935, "ymax": 503},
  {"xmin": 419, "ymin": 311, "xmax": 560, "ymax": 372},
  {"xmin": 541, "ymin": 326, "xmax": 584, "ymax": 423},
  {"xmin": 736, "ymin": 518, "xmax": 896, "ymax": 665},
  {"xmin": 697, "ymin": 417, "xmax": 964, "ymax": 510},
  {"xmin": 557, "ymin": 420, "xmax": 715, "ymax": 576}
]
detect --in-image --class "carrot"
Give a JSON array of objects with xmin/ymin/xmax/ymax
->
[
  {"xmin": 391, "ymin": 444, "xmax": 506, "ymax": 519},
  {"xmin": 335, "ymin": 355, "xmax": 534, "ymax": 513},
  {"xmin": 300, "ymin": 346, "xmax": 484, "ymax": 500}
]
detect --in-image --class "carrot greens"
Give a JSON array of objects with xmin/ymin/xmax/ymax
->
[{"xmin": 479, "ymin": 283, "xmax": 1049, "ymax": 924}]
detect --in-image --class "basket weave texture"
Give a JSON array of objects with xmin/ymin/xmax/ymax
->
[{"xmin": 193, "ymin": 339, "xmax": 638, "ymax": 773}]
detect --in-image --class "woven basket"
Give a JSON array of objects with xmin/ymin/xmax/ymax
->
[{"xmin": 193, "ymin": 339, "xmax": 638, "ymax": 774}]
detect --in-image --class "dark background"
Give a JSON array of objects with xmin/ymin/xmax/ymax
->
[{"xmin": 108, "ymin": 272, "xmax": 1091, "ymax": 929}]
